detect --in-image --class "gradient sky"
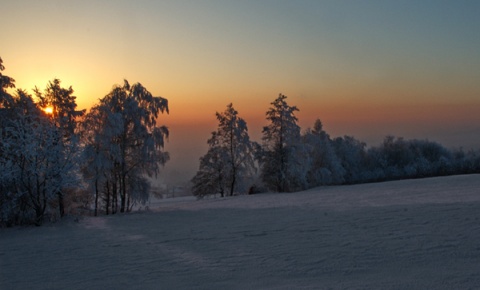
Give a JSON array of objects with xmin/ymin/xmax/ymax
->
[{"xmin": 2, "ymin": 0, "xmax": 480, "ymax": 184}]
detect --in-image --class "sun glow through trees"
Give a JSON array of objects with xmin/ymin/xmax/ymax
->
[{"xmin": 43, "ymin": 106, "xmax": 54, "ymax": 114}]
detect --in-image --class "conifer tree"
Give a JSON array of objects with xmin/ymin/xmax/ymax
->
[
  {"xmin": 192, "ymin": 103, "xmax": 256, "ymax": 197},
  {"xmin": 258, "ymin": 94, "xmax": 302, "ymax": 192}
]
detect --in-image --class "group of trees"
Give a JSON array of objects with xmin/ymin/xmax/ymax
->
[
  {"xmin": 0, "ymin": 58, "xmax": 169, "ymax": 226},
  {"xmin": 192, "ymin": 94, "xmax": 480, "ymax": 197},
  {"xmin": 0, "ymin": 63, "xmax": 84, "ymax": 225},
  {"xmin": 2, "ymin": 55, "xmax": 479, "ymax": 224}
]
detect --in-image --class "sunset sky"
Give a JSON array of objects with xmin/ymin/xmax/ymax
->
[{"xmin": 2, "ymin": 0, "xmax": 480, "ymax": 183}]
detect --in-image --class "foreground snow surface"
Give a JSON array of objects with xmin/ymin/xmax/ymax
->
[{"xmin": 1, "ymin": 175, "xmax": 480, "ymax": 289}]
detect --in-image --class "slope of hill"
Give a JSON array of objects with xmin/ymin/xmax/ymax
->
[{"xmin": 1, "ymin": 174, "xmax": 479, "ymax": 289}]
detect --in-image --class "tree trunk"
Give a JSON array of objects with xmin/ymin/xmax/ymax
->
[
  {"xmin": 229, "ymin": 124, "xmax": 235, "ymax": 196},
  {"xmin": 112, "ymin": 178, "xmax": 118, "ymax": 214},
  {"xmin": 230, "ymin": 170, "xmax": 236, "ymax": 196},
  {"xmin": 57, "ymin": 192, "xmax": 65, "ymax": 217},
  {"xmin": 120, "ymin": 173, "xmax": 126, "ymax": 213},
  {"xmin": 94, "ymin": 179, "xmax": 98, "ymax": 216},
  {"xmin": 126, "ymin": 191, "xmax": 131, "ymax": 212},
  {"xmin": 105, "ymin": 181, "xmax": 110, "ymax": 215},
  {"xmin": 35, "ymin": 207, "xmax": 44, "ymax": 226}
]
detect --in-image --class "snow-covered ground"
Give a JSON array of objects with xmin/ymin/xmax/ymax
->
[{"xmin": 1, "ymin": 174, "xmax": 480, "ymax": 289}]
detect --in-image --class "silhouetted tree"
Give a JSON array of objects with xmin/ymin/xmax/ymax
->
[
  {"xmin": 2, "ymin": 60, "xmax": 81, "ymax": 225},
  {"xmin": 303, "ymin": 119, "xmax": 345, "ymax": 186},
  {"xmin": 332, "ymin": 135, "xmax": 370, "ymax": 184},
  {"xmin": 258, "ymin": 94, "xmax": 303, "ymax": 192},
  {"xmin": 1, "ymin": 89, "xmax": 79, "ymax": 225},
  {"xmin": 80, "ymin": 104, "xmax": 115, "ymax": 215},
  {"xmin": 80, "ymin": 80, "xmax": 169, "ymax": 213},
  {"xmin": 192, "ymin": 103, "xmax": 256, "ymax": 197},
  {"xmin": 34, "ymin": 79, "xmax": 85, "ymax": 217},
  {"xmin": 192, "ymin": 136, "xmax": 229, "ymax": 197},
  {"xmin": 0, "ymin": 57, "xmax": 15, "ymax": 108}
]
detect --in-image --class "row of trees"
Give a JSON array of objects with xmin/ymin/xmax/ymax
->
[
  {"xmin": 0, "ymin": 58, "xmax": 169, "ymax": 226},
  {"xmin": 192, "ymin": 95, "xmax": 480, "ymax": 197},
  {"xmin": 2, "ymin": 54, "xmax": 479, "ymax": 224}
]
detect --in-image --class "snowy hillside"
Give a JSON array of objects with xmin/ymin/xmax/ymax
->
[{"xmin": 1, "ymin": 174, "xmax": 480, "ymax": 289}]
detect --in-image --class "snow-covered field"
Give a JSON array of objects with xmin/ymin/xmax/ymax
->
[{"xmin": 1, "ymin": 174, "xmax": 480, "ymax": 289}]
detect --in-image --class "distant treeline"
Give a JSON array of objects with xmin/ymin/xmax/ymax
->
[{"xmin": 192, "ymin": 95, "xmax": 480, "ymax": 197}]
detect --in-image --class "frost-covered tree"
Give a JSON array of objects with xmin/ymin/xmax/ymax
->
[
  {"xmin": 214, "ymin": 103, "xmax": 257, "ymax": 196},
  {"xmin": 332, "ymin": 135, "xmax": 370, "ymax": 184},
  {"xmin": 258, "ymin": 94, "xmax": 303, "ymax": 192},
  {"xmin": 367, "ymin": 136, "xmax": 455, "ymax": 180},
  {"xmin": 192, "ymin": 134, "xmax": 229, "ymax": 197},
  {"xmin": 1, "ymin": 89, "xmax": 79, "ymax": 225},
  {"xmin": 450, "ymin": 148, "xmax": 480, "ymax": 175},
  {"xmin": 303, "ymin": 119, "xmax": 345, "ymax": 186},
  {"xmin": 81, "ymin": 103, "xmax": 127, "ymax": 214},
  {"xmin": 34, "ymin": 79, "xmax": 85, "ymax": 217},
  {"xmin": 35, "ymin": 79, "xmax": 85, "ymax": 139},
  {"xmin": 2, "ymin": 60, "xmax": 79, "ymax": 225},
  {"xmin": 80, "ymin": 104, "xmax": 114, "ymax": 215},
  {"xmin": 0, "ymin": 57, "xmax": 15, "ymax": 107},
  {"xmin": 80, "ymin": 80, "xmax": 169, "ymax": 213},
  {"xmin": 192, "ymin": 103, "xmax": 256, "ymax": 197}
]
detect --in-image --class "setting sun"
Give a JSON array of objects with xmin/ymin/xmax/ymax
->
[{"xmin": 44, "ymin": 106, "xmax": 53, "ymax": 114}]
